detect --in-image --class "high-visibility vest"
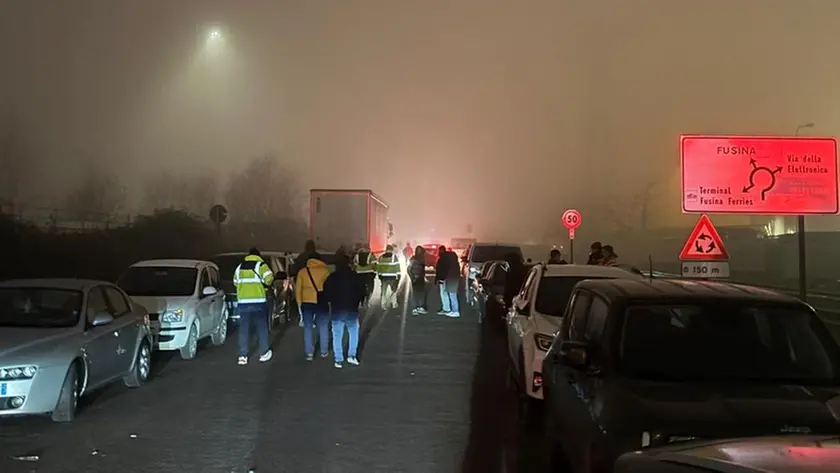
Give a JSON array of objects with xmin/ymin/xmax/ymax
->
[
  {"xmin": 376, "ymin": 252, "xmax": 400, "ymax": 277},
  {"xmin": 233, "ymin": 255, "xmax": 274, "ymax": 304},
  {"xmin": 354, "ymin": 251, "xmax": 376, "ymax": 274}
]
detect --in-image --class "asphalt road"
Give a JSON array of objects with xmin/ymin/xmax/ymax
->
[{"xmin": 0, "ymin": 284, "xmax": 554, "ymax": 473}]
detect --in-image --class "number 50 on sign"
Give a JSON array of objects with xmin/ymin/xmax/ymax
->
[{"xmin": 562, "ymin": 209, "xmax": 581, "ymax": 239}]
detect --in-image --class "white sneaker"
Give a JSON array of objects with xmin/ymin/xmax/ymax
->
[
  {"xmin": 437, "ymin": 310, "xmax": 449, "ymax": 315},
  {"xmin": 237, "ymin": 356, "xmax": 248, "ymax": 365},
  {"xmin": 446, "ymin": 312, "xmax": 461, "ymax": 318},
  {"xmin": 306, "ymin": 354, "xmax": 314, "ymax": 361},
  {"xmin": 347, "ymin": 357, "xmax": 360, "ymax": 366},
  {"xmin": 411, "ymin": 309, "xmax": 420, "ymax": 316},
  {"xmin": 417, "ymin": 308, "xmax": 428, "ymax": 314},
  {"xmin": 334, "ymin": 362, "xmax": 343, "ymax": 369},
  {"xmin": 259, "ymin": 350, "xmax": 273, "ymax": 362}
]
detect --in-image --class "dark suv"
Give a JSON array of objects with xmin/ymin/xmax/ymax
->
[{"xmin": 542, "ymin": 278, "xmax": 840, "ymax": 473}]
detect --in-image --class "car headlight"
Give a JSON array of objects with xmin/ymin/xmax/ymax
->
[
  {"xmin": 534, "ymin": 333, "xmax": 553, "ymax": 351},
  {"xmin": 0, "ymin": 365, "xmax": 38, "ymax": 380},
  {"xmin": 161, "ymin": 309, "xmax": 184, "ymax": 323}
]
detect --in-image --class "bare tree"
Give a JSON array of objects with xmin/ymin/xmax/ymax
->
[
  {"xmin": 141, "ymin": 170, "xmax": 220, "ymax": 216},
  {"xmin": 65, "ymin": 164, "xmax": 127, "ymax": 222},
  {"xmin": 226, "ymin": 155, "xmax": 299, "ymax": 222}
]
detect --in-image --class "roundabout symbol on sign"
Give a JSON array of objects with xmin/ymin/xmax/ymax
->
[{"xmin": 742, "ymin": 158, "xmax": 782, "ymax": 201}]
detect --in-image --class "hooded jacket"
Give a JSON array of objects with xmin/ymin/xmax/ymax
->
[
  {"xmin": 323, "ymin": 265, "xmax": 366, "ymax": 314},
  {"xmin": 295, "ymin": 258, "xmax": 329, "ymax": 305}
]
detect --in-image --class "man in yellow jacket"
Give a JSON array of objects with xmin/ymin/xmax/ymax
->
[
  {"xmin": 295, "ymin": 253, "xmax": 331, "ymax": 361},
  {"xmin": 233, "ymin": 248, "xmax": 275, "ymax": 365}
]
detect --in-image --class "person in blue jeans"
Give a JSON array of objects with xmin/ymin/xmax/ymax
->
[
  {"xmin": 295, "ymin": 252, "xmax": 331, "ymax": 360},
  {"xmin": 323, "ymin": 250, "xmax": 366, "ymax": 368}
]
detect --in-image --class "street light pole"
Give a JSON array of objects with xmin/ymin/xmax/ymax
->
[{"xmin": 795, "ymin": 123, "xmax": 814, "ymax": 301}]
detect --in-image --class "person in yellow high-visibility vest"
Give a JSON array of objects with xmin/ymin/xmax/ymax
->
[
  {"xmin": 353, "ymin": 243, "xmax": 377, "ymax": 305},
  {"xmin": 376, "ymin": 244, "xmax": 401, "ymax": 310}
]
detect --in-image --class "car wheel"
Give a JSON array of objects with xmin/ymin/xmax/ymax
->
[
  {"xmin": 211, "ymin": 306, "xmax": 228, "ymax": 346},
  {"xmin": 51, "ymin": 364, "xmax": 80, "ymax": 423},
  {"xmin": 179, "ymin": 322, "xmax": 199, "ymax": 360},
  {"xmin": 124, "ymin": 340, "xmax": 151, "ymax": 388}
]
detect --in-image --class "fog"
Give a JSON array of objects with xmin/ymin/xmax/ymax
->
[{"xmin": 1, "ymin": 0, "xmax": 838, "ymax": 241}]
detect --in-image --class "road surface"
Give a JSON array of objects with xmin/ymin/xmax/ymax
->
[{"xmin": 0, "ymin": 288, "xmax": 552, "ymax": 473}]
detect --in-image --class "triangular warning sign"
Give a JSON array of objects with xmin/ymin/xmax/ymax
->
[{"xmin": 679, "ymin": 214, "xmax": 729, "ymax": 261}]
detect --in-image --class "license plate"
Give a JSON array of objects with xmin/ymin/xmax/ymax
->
[{"xmin": 1, "ymin": 382, "xmax": 6, "ymax": 396}]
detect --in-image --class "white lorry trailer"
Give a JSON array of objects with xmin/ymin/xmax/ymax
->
[{"xmin": 309, "ymin": 189, "xmax": 390, "ymax": 254}]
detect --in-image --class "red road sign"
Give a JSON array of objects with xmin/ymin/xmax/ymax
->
[
  {"xmin": 679, "ymin": 214, "xmax": 729, "ymax": 261},
  {"xmin": 562, "ymin": 209, "xmax": 581, "ymax": 230},
  {"xmin": 681, "ymin": 135, "xmax": 839, "ymax": 215}
]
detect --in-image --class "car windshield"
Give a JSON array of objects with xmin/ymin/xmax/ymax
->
[
  {"xmin": 211, "ymin": 255, "xmax": 246, "ymax": 282},
  {"xmin": 535, "ymin": 276, "xmax": 609, "ymax": 316},
  {"xmin": 0, "ymin": 288, "xmax": 83, "ymax": 328},
  {"xmin": 118, "ymin": 267, "xmax": 198, "ymax": 297},
  {"xmin": 471, "ymin": 245, "xmax": 522, "ymax": 263},
  {"xmin": 619, "ymin": 303, "xmax": 840, "ymax": 384}
]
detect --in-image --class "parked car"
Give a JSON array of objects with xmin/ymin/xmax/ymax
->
[
  {"xmin": 614, "ymin": 435, "xmax": 840, "ymax": 472},
  {"xmin": 542, "ymin": 278, "xmax": 840, "ymax": 472},
  {"xmin": 472, "ymin": 260, "xmax": 505, "ymax": 322},
  {"xmin": 462, "ymin": 242, "xmax": 523, "ymax": 306},
  {"xmin": 507, "ymin": 263, "xmax": 643, "ymax": 403},
  {"xmin": 118, "ymin": 259, "xmax": 228, "ymax": 360},
  {"xmin": 0, "ymin": 278, "xmax": 154, "ymax": 422}
]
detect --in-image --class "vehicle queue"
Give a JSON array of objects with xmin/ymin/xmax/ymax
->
[{"xmin": 3, "ymin": 237, "xmax": 840, "ymax": 472}]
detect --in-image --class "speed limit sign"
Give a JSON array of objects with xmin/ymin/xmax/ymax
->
[{"xmin": 562, "ymin": 209, "xmax": 581, "ymax": 230}]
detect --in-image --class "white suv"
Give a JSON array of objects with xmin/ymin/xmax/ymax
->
[
  {"xmin": 506, "ymin": 263, "xmax": 643, "ymax": 400},
  {"xmin": 118, "ymin": 259, "xmax": 229, "ymax": 360}
]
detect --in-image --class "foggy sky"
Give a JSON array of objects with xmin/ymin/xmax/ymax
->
[{"xmin": 2, "ymin": 0, "xmax": 839, "ymax": 240}]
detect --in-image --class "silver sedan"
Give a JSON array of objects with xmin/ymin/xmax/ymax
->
[{"xmin": 0, "ymin": 279, "xmax": 154, "ymax": 422}]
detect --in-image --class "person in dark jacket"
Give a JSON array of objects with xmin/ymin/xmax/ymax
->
[
  {"xmin": 587, "ymin": 241, "xmax": 604, "ymax": 265},
  {"xmin": 503, "ymin": 252, "xmax": 527, "ymax": 308},
  {"xmin": 548, "ymin": 248, "xmax": 568, "ymax": 264},
  {"xmin": 322, "ymin": 250, "xmax": 366, "ymax": 368},
  {"xmin": 408, "ymin": 246, "xmax": 428, "ymax": 315},
  {"xmin": 434, "ymin": 246, "xmax": 460, "ymax": 317}
]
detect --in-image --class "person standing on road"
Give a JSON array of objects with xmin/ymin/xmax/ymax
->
[
  {"xmin": 587, "ymin": 241, "xmax": 604, "ymax": 265},
  {"xmin": 402, "ymin": 242, "xmax": 414, "ymax": 262},
  {"xmin": 294, "ymin": 240, "xmax": 324, "ymax": 327},
  {"xmin": 601, "ymin": 245, "xmax": 619, "ymax": 266},
  {"xmin": 548, "ymin": 249, "xmax": 568, "ymax": 264},
  {"xmin": 435, "ymin": 246, "xmax": 460, "ymax": 317},
  {"xmin": 376, "ymin": 244, "xmax": 401, "ymax": 311},
  {"xmin": 408, "ymin": 245, "xmax": 428, "ymax": 315},
  {"xmin": 295, "ymin": 249, "xmax": 331, "ymax": 361},
  {"xmin": 353, "ymin": 243, "xmax": 377, "ymax": 306},
  {"xmin": 233, "ymin": 248, "xmax": 275, "ymax": 365},
  {"xmin": 323, "ymin": 250, "xmax": 366, "ymax": 368}
]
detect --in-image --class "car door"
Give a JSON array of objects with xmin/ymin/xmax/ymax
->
[
  {"xmin": 102, "ymin": 285, "xmax": 139, "ymax": 373},
  {"xmin": 547, "ymin": 290, "xmax": 597, "ymax": 450},
  {"xmin": 195, "ymin": 268, "xmax": 214, "ymax": 337},
  {"xmin": 207, "ymin": 266, "xmax": 224, "ymax": 327},
  {"xmin": 83, "ymin": 286, "xmax": 122, "ymax": 387},
  {"xmin": 507, "ymin": 268, "xmax": 538, "ymax": 372}
]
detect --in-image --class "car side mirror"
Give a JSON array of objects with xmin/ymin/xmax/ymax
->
[
  {"xmin": 516, "ymin": 303, "xmax": 530, "ymax": 315},
  {"xmin": 558, "ymin": 341, "xmax": 589, "ymax": 369},
  {"xmin": 275, "ymin": 271, "xmax": 288, "ymax": 280},
  {"xmin": 201, "ymin": 286, "xmax": 218, "ymax": 297},
  {"xmin": 92, "ymin": 312, "xmax": 114, "ymax": 327}
]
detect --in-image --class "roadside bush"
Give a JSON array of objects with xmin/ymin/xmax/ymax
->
[{"xmin": 0, "ymin": 210, "xmax": 307, "ymax": 282}]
